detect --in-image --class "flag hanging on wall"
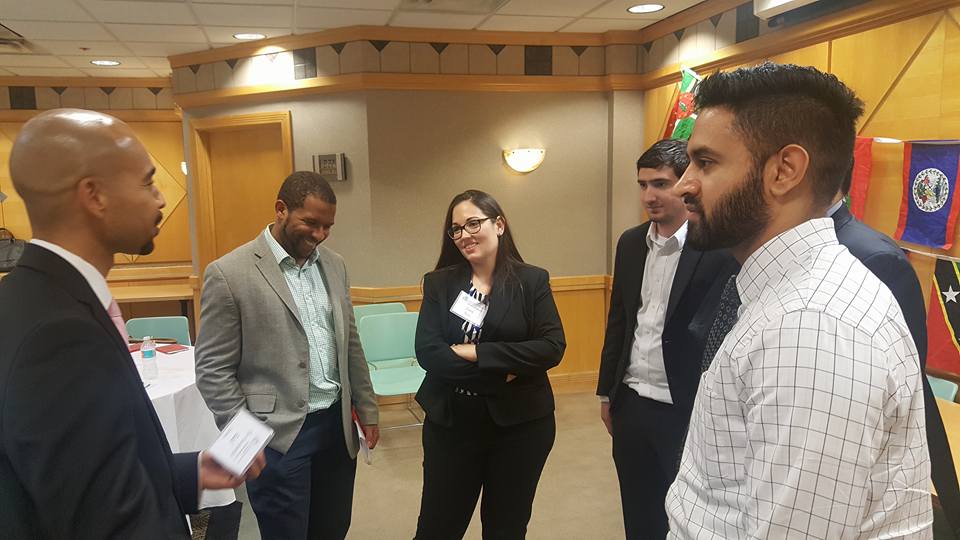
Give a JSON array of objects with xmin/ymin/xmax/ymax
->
[
  {"xmin": 662, "ymin": 67, "xmax": 701, "ymax": 141},
  {"xmin": 894, "ymin": 141, "xmax": 960, "ymax": 249},
  {"xmin": 845, "ymin": 136, "xmax": 873, "ymax": 219},
  {"xmin": 927, "ymin": 257, "xmax": 960, "ymax": 374}
]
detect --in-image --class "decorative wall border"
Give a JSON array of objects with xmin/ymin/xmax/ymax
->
[
  {"xmin": 0, "ymin": 77, "xmax": 174, "ymax": 112},
  {"xmin": 169, "ymin": 0, "xmax": 957, "ymax": 109}
]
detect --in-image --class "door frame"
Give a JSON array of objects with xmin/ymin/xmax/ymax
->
[{"xmin": 188, "ymin": 111, "xmax": 293, "ymax": 272}]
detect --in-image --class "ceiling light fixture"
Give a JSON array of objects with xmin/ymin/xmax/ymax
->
[
  {"xmin": 627, "ymin": 3, "xmax": 665, "ymax": 14},
  {"xmin": 90, "ymin": 59, "xmax": 120, "ymax": 66},
  {"xmin": 233, "ymin": 32, "xmax": 266, "ymax": 41}
]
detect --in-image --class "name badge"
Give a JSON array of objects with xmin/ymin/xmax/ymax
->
[{"xmin": 450, "ymin": 290, "xmax": 488, "ymax": 328}]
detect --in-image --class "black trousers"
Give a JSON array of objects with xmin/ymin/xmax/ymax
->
[
  {"xmin": 611, "ymin": 385, "xmax": 689, "ymax": 540},
  {"xmin": 415, "ymin": 393, "xmax": 556, "ymax": 540},
  {"xmin": 246, "ymin": 401, "xmax": 357, "ymax": 540}
]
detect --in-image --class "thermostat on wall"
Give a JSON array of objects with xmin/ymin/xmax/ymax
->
[{"xmin": 312, "ymin": 153, "xmax": 347, "ymax": 182}]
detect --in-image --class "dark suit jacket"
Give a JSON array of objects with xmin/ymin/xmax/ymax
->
[
  {"xmin": 597, "ymin": 222, "xmax": 738, "ymax": 413},
  {"xmin": 415, "ymin": 263, "xmax": 566, "ymax": 427},
  {"xmin": 832, "ymin": 204, "xmax": 960, "ymax": 535},
  {"xmin": 0, "ymin": 245, "xmax": 198, "ymax": 540}
]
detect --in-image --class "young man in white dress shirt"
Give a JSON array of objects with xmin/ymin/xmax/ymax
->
[{"xmin": 666, "ymin": 63, "xmax": 933, "ymax": 538}]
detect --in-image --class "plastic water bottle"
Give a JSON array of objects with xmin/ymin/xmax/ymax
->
[{"xmin": 141, "ymin": 336, "xmax": 159, "ymax": 380}]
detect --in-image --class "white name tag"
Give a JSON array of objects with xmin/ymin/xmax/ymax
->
[
  {"xmin": 450, "ymin": 290, "xmax": 488, "ymax": 328},
  {"xmin": 206, "ymin": 408, "xmax": 275, "ymax": 477}
]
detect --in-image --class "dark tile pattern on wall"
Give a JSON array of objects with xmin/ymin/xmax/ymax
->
[
  {"xmin": 735, "ymin": 2, "xmax": 760, "ymax": 43},
  {"xmin": 430, "ymin": 42, "xmax": 448, "ymax": 54},
  {"xmin": 9, "ymin": 87, "xmax": 36, "ymax": 110},
  {"xmin": 571, "ymin": 46, "xmax": 587, "ymax": 56},
  {"xmin": 294, "ymin": 47, "xmax": 318, "ymax": 80},
  {"xmin": 525, "ymin": 46, "xmax": 552, "ymax": 76}
]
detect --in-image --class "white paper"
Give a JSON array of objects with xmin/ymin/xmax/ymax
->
[
  {"xmin": 355, "ymin": 420, "xmax": 372, "ymax": 465},
  {"xmin": 449, "ymin": 290, "xmax": 488, "ymax": 327},
  {"xmin": 206, "ymin": 408, "xmax": 275, "ymax": 477}
]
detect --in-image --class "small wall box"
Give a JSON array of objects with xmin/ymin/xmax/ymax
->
[{"xmin": 313, "ymin": 153, "xmax": 347, "ymax": 182}]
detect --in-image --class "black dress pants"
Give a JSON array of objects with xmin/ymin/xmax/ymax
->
[
  {"xmin": 415, "ymin": 393, "xmax": 556, "ymax": 540},
  {"xmin": 611, "ymin": 385, "xmax": 689, "ymax": 540}
]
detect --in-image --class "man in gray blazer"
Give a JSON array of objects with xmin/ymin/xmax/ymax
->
[{"xmin": 195, "ymin": 171, "xmax": 379, "ymax": 540}]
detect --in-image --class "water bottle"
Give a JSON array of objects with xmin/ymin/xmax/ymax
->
[{"xmin": 141, "ymin": 336, "xmax": 159, "ymax": 380}]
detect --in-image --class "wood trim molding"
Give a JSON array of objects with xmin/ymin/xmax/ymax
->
[
  {"xmin": 350, "ymin": 274, "xmax": 609, "ymax": 303},
  {"xmin": 0, "ymin": 109, "xmax": 181, "ymax": 123},
  {"xmin": 189, "ymin": 111, "xmax": 293, "ymax": 272},
  {"xmin": 0, "ymin": 76, "xmax": 170, "ymax": 88},
  {"xmin": 107, "ymin": 263, "xmax": 193, "ymax": 282},
  {"xmin": 171, "ymin": 0, "xmax": 959, "ymax": 107}
]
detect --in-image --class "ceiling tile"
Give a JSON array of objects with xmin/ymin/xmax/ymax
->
[
  {"xmin": 139, "ymin": 57, "xmax": 173, "ymax": 69},
  {"xmin": 202, "ymin": 26, "xmax": 294, "ymax": 43},
  {"xmin": 192, "ymin": 4, "xmax": 293, "ymax": 27},
  {"xmin": 477, "ymin": 15, "xmax": 574, "ymax": 32},
  {"xmin": 5, "ymin": 21, "xmax": 116, "ymax": 41},
  {"xmin": 0, "ymin": 54, "xmax": 69, "ymax": 68},
  {"xmin": 296, "ymin": 7, "xmax": 393, "ymax": 28},
  {"xmin": 6, "ymin": 66, "xmax": 88, "ymax": 77},
  {"xmin": 1, "ymin": 0, "xmax": 94, "ymax": 22},
  {"xmin": 123, "ymin": 42, "xmax": 208, "ymax": 56},
  {"xmin": 79, "ymin": 0, "xmax": 198, "ymax": 25},
  {"xmin": 60, "ymin": 55, "xmax": 148, "ymax": 69},
  {"xmin": 106, "ymin": 23, "xmax": 208, "ymax": 43},
  {"xmin": 389, "ymin": 12, "xmax": 487, "ymax": 29},
  {"xmin": 188, "ymin": 0, "xmax": 292, "ymax": 4},
  {"xmin": 31, "ymin": 40, "xmax": 134, "ymax": 56},
  {"xmin": 81, "ymin": 67, "xmax": 161, "ymax": 77},
  {"xmin": 587, "ymin": 0, "xmax": 703, "ymax": 20},
  {"xmin": 498, "ymin": 0, "xmax": 606, "ymax": 17},
  {"xmin": 561, "ymin": 17, "xmax": 655, "ymax": 32},
  {"xmin": 298, "ymin": 0, "xmax": 399, "ymax": 7}
]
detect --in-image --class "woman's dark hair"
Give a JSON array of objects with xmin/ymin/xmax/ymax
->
[{"xmin": 434, "ymin": 190, "xmax": 525, "ymax": 288}]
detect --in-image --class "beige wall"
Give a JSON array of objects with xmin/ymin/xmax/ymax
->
[{"xmin": 186, "ymin": 90, "xmax": 643, "ymax": 286}]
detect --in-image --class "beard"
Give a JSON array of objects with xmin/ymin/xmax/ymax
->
[
  {"xmin": 686, "ymin": 166, "xmax": 770, "ymax": 251},
  {"xmin": 138, "ymin": 240, "xmax": 155, "ymax": 255}
]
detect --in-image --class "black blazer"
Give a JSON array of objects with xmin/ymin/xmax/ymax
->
[
  {"xmin": 415, "ymin": 263, "xmax": 566, "ymax": 428},
  {"xmin": 832, "ymin": 204, "xmax": 960, "ymax": 534},
  {"xmin": 0, "ymin": 245, "xmax": 198, "ymax": 540},
  {"xmin": 597, "ymin": 222, "xmax": 738, "ymax": 413}
]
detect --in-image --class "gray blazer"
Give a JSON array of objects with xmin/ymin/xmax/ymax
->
[{"xmin": 195, "ymin": 233, "xmax": 378, "ymax": 457}]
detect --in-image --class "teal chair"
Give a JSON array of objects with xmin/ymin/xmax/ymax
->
[
  {"xmin": 358, "ymin": 312, "xmax": 425, "ymax": 425},
  {"xmin": 126, "ymin": 316, "xmax": 192, "ymax": 346},
  {"xmin": 354, "ymin": 302, "xmax": 406, "ymax": 324},
  {"xmin": 929, "ymin": 375, "xmax": 959, "ymax": 402}
]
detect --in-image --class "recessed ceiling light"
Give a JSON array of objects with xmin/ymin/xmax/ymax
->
[
  {"xmin": 90, "ymin": 59, "xmax": 120, "ymax": 66},
  {"xmin": 233, "ymin": 32, "xmax": 266, "ymax": 41},
  {"xmin": 627, "ymin": 3, "xmax": 665, "ymax": 14}
]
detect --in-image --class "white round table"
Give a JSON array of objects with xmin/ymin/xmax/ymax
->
[{"xmin": 135, "ymin": 347, "xmax": 236, "ymax": 509}]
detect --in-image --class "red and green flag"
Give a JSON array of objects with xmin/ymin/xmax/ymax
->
[
  {"xmin": 663, "ymin": 67, "xmax": 701, "ymax": 141},
  {"xmin": 845, "ymin": 136, "xmax": 873, "ymax": 219}
]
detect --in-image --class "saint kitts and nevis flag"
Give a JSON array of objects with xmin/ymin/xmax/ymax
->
[
  {"xmin": 895, "ymin": 141, "xmax": 960, "ymax": 249},
  {"xmin": 928, "ymin": 258, "xmax": 960, "ymax": 374}
]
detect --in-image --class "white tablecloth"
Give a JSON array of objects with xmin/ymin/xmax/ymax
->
[{"xmin": 135, "ymin": 347, "xmax": 236, "ymax": 509}]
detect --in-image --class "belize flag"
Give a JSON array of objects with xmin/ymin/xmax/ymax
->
[{"xmin": 894, "ymin": 141, "xmax": 960, "ymax": 249}]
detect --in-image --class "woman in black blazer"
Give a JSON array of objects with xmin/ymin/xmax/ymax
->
[{"xmin": 413, "ymin": 190, "xmax": 566, "ymax": 540}]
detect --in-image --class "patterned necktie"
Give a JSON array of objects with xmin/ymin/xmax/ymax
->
[
  {"xmin": 107, "ymin": 299, "xmax": 129, "ymax": 341},
  {"xmin": 701, "ymin": 274, "xmax": 741, "ymax": 372}
]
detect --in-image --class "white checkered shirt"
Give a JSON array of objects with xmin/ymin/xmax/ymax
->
[{"xmin": 666, "ymin": 218, "xmax": 932, "ymax": 539}]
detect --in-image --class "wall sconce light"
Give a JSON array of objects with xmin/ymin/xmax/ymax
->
[{"xmin": 503, "ymin": 148, "xmax": 545, "ymax": 173}]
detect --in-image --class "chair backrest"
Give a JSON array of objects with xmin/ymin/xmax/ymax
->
[
  {"xmin": 929, "ymin": 375, "xmax": 960, "ymax": 402},
  {"xmin": 358, "ymin": 312, "xmax": 418, "ymax": 363},
  {"xmin": 126, "ymin": 316, "xmax": 192, "ymax": 346},
  {"xmin": 354, "ymin": 302, "xmax": 406, "ymax": 323}
]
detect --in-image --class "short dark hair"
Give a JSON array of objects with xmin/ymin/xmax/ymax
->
[
  {"xmin": 694, "ymin": 62, "xmax": 864, "ymax": 207},
  {"xmin": 277, "ymin": 171, "xmax": 336, "ymax": 209},
  {"xmin": 637, "ymin": 138, "xmax": 689, "ymax": 178}
]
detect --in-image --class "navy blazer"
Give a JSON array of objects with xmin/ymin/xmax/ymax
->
[
  {"xmin": 0, "ymin": 245, "xmax": 198, "ymax": 539},
  {"xmin": 597, "ymin": 222, "xmax": 738, "ymax": 413},
  {"xmin": 832, "ymin": 204, "xmax": 960, "ymax": 534},
  {"xmin": 415, "ymin": 263, "xmax": 566, "ymax": 428}
]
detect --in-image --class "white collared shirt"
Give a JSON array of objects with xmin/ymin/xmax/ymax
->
[
  {"xmin": 666, "ymin": 218, "xmax": 932, "ymax": 539},
  {"xmin": 623, "ymin": 221, "xmax": 688, "ymax": 404},
  {"xmin": 30, "ymin": 239, "xmax": 112, "ymax": 310}
]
